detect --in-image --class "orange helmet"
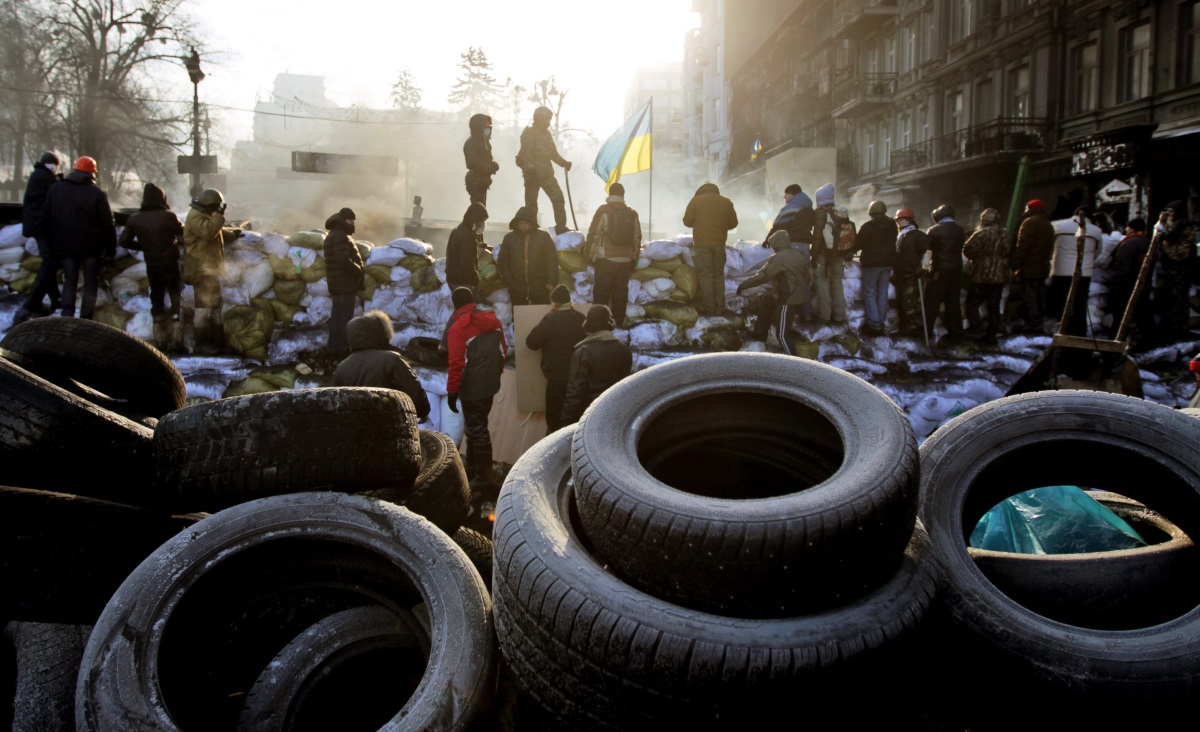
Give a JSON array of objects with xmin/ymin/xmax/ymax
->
[
  {"xmin": 73, "ymin": 156, "xmax": 97, "ymax": 173},
  {"xmin": 894, "ymin": 207, "xmax": 915, "ymax": 222}
]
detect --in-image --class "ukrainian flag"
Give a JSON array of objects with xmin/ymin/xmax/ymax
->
[{"xmin": 592, "ymin": 99, "xmax": 652, "ymax": 192}]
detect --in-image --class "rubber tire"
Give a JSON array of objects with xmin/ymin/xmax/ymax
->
[
  {"xmin": 571, "ymin": 352, "xmax": 919, "ymax": 617},
  {"xmin": 0, "ymin": 486, "xmax": 202, "ymax": 624},
  {"xmin": 364, "ymin": 429, "xmax": 470, "ymax": 535},
  {"xmin": 451, "ymin": 526, "xmax": 493, "ymax": 594},
  {"xmin": 403, "ymin": 336, "xmax": 449, "ymax": 367},
  {"xmin": 919, "ymin": 390, "xmax": 1200, "ymax": 699},
  {"xmin": 1, "ymin": 317, "xmax": 185, "ymax": 419},
  {"xmin": 0, "ymin": 357, "xmax": 156, "ymax": 504},
  {"xmin": 970, "ymin": 491, "xmax": 1199, "ymax": 629},
  {"xmin": 153, "ymin": 387, "xmax": 421, "ymax": 513},
  {"xmin": 76, "ymin": 493, "xmax": 495, "ymax": 732},
  {"xmin": 494, "ymin": 428, "xmax": 937, "ymax": 731},
  {"xmin": 238, "ymin": 605, "xmax": 432, "ymax": 732},
  {"xmin": 8, "ymin": 622, "xmax": 91, "ymax": 732}
]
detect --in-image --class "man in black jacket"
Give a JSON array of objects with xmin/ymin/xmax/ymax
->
[
  {"xmin": 854, "ymin": 200, "xmax": 899, "ymax": 335},
  {"xmin": 323, "ymin": 207, "xmax": 365, "ymax": 358},
  {"xmin": 40, "ymin": 156, "xmax": 115, "ymax": 320},
  {"xmin": 497, "ymin": 206, "xmax": 558, "ymax": 305},
  {"xmin": 20, "ymin": 151, "xmax": 62, "ymax": 319},
  {"xmin": 893, "ymin": 208, "xmax": 929, "ymax": 337},
  {"xmin": 526, "ymin": 285, "xmax": 586, "ymax": 433},
  {"xmin": 333, "ymin": 310, "xmax": 431, "ymax": 422},
  {"xmin": 446, "ymin": 202, "xmax": 490, "ymax": 294},
  {"xmin": 562, "ymin": 305, "xmax": 632, "ymax": 424},
  {"xmin": 923, "ymin": 204, "xmax": 966, "ymax": 343},
  {"xmin": 119, "ymin": 183, "xmax": 184, "ymax": 351},
  {"xmin": 464, "ymin": 113, "xmax": 499, "ymax": 205}
]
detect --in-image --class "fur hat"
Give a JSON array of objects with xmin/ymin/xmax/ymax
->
[
  {"xmin": 584, "ymin": 305, "xmax": 615, "ymax": 333},
  {"xmin": 346, "ymin": 310, "xmax": 394, "ymax": 351},
  {"xmin": 784, "ymin": 183, "xmax": 802, "ymax": 196}
]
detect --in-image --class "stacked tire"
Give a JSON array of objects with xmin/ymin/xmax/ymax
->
[{"xmin": 493, "ymin": 353, "xmax": 937, "ymax": 729}]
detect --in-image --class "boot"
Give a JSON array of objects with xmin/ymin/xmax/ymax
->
[
  {"xmin": 152, "ymin": 316, "xmax": 170, "ymax": 352},
  {"xmin": 209, "ymin": 309, "xmax": 227, "ymax": 354},
  {"xmin": 469, "ymin": 442, "xmax": 498, "ymax": 500},
  {"xmin": 193, "ymin": 308, "xmax": 217, "ymax": 355},
  {"xmin": 168, "ymin": 320, "xmax": 184, "ymax": 354}
]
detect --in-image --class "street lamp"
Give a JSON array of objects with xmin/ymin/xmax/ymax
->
[{"xmin": 184, "ymin": 48, "xmax": 205, "ymax": 198}]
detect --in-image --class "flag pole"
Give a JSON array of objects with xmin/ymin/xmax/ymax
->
[{"xmin": 648, "ymin": 96, "xmax": 654, "ymax": 240}]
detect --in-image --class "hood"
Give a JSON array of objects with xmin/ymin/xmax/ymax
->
[
  {"xmin": 64, "ymin": 169, "xmax": 94, "ymax": 185},
  {"xmin": 509, "ymin": 206, "xmax": 538, "ymax": 230},
  {"xmin": 462, "ymin": 201, "xmax": 489, "ymax": 226},
  {"xmin": 1166, "ymin": 201, "xmax": 1188, "ymax": 220},
  {"xmin": 814, "ymin": 184, "xmax": 835, "ymax": 207},
  {"xmin": 325, "ymin": 212, "xmax": 352, "ymax": 231},
  {"xmin": 469, "ymin": 113, "xmax": 492, "ymax": 136},
  {"xmin": 695, "ymin": 182, "xmax": 720, "ymax": 196},
  {"xmin": 140, "ymin": 183, "xmax": 168, "ymax": 211},
  {"xmin": 346, "ymin": 310, "xmax": 393, "ymax": 351},
  {"xmin": 980, "ymin": 207, "xmax": 1000, "ymax": 226},
  {"xmin": 781, "ymin": 191, "xmax": 813, "ymax": 211},
  {"xmin": 768, "ymin": 230, "xmax": 792, "ymax": 250}
]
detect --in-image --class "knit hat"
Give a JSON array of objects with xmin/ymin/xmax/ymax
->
[
  {"xmin": 1127, "ymin": 217, "xmax": 1146, "ymax": 232},
  {"xmin": 814, "ymin": 183, "xmax": 835, "ymax": 207},
  {"xmin": 550, "ymin": 284, "xmax": 571, "ymax": 305},
  {"xmin": 784, "ymin": 183, "xmax": 802, "ymax": 196},
  {"xmin": 39, "ymin": 151, "xmax": 59, "ymax": 166},
  {"xmin": 451, "ymin": 287, "xmax": 476, "ymax": 310},
  {"xmin": 609, "ymin": 182, "xmax": 625, "ymax": 197},
  {"xmin": 584, "ymin": 305, "xmax": 615, "ymax": 333},
  {"xmin": 338, "ymin": 207, "xmax": 356, "ymax": 221},
  {"xmin": 1025, "ymin": 199, "xmax": 1045, "ymax": 212}
]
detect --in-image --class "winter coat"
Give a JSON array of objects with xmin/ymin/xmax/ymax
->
[
  {"xmin": 1110, "ymin": 233, "xmax": 1151, "ymax": 285},
  {"xmin": 586, "ymin": 196, "xmax": 642, "ymax": 261},
  {"xmin": 40, "ymin": 170, "xmax": 116, "ymax": 260},
  {"xmin": 333, "ymin": 315, "xmax": 431, "ymax": 421},
  {"xmin": 516, "ymin": 124, "xmax": 568, "ymax": 180},
  {"xmin": 446, "ymin": 303, "xmax": 507, "ymax": 399},
  {"xmin": 926, "ymin": 219, "xmax": 966, "ymax": 272},
  {"xmin": 1050, "ymin": 219, "xmax": 1101, "ymax": 277},
  {"xmin": 812, "ymin": 207, "xmax": 854, "ymax": 261},
  {"xmin": 323, "ymin": 215, "xmax": 365, "ymax": 296},
  {"xmin": 562, "ymin": 331, "xmax": 632, "ymax": 423},
  {"xmin": 964, "ymin": 224, "xmax": 1011, "ymax": 284},
  {"xmin": 464, "ymin": 113, "xmax": 498, "ymax": 183},
  {"xmin": 855, "ymin": 213, "xmax": 899, "ymax": 268},
  {"xmin": 895, "ymin": 228, "xmax": 929, "ymax": 277},
  {"xmin": 1161, "ymin": 207, "xmax": 1198, "ymax": 264},
  {"xmin": 525, "ymin": 306, "xmax": 587, "ymax": 379},
  {"xmin": 119, "ymin": 185, "xmax": 183, "ymax": 269},
  {"xmin": 498, "ymin": 208, "xmax": 558, "ymax": 293},
  {"xmin": 739, "ymin": 245, "xmax": 811, "ymax": 306},
  {"xmin": 22, "ymin": 163, "xmax": 59, "ymax": 239},
  {"xmin": 445, "ymin": 202, "xmax": 490, "ymax": 288},
  {"xmin": 683, "ymin": 183, "xmax": 738, "ymax": 248},
  {"xmin": 1013, "ymin": 212, "xmax": 1055, "ymax": 279},
  {"xmin": 767, "ymin": 193, "xmax": 815, "ymax": 245},
  {"xmin": 183, "ymin": 204, "xmax": 227, "ymax": 282}
]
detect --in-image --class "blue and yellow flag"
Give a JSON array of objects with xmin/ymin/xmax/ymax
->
[{"xmin": 592, "ymin": 99, "xmax": 652, "ymax": 192}]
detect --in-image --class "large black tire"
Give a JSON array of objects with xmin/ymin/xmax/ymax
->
[
  {"xmin": 494, "ymin": 429, "xmax": 937, "ymax": 731},
  {"xmin": 0, "ymin": 358, "xmax": 156, "ymax": 503},
  {"xmin": 451, "ymin": 526, "xmax": 493, "ymax": 593},
  {"xmin": 571, "ymin": 352, "xmax": 919, "ymax": 617},
  {"xmin": 238, "ymin": 605, "xmax": 431, "ymax": 732},
  {"xmin": 403, "ymin": 336, "xmax": 449, "ymax": 367},
  {"xmin": 970, "ymin": 491, "xmax": 1199, "ymax": 629},
  {"xmin": 363, "ymin": 429, "xmax": 470, "ymax": 535},
  {"xmin": 76, "ymin": 493, "xmax": 495, "ymax": 732},
  {"xmin": 0, "ymin": 486, "xmax": 202, "ymax": 625},
  {"xmin": 153, "ymin": 387, "xmax": 421, "ymax": 512},
  {"xmin": 8, "ymin": 622, "xmax": 91, "ymax": 732},
  {"xmin": 1, "ymin": 317, "xmax": 185, "ymax": 419},
  {"xmin": 919, "ymin": 390, "xmax": 1200, "ymax": 700}
]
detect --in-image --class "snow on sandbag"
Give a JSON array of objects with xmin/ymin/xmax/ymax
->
[
  {"xmin": 422, "ymin": 392, "xmax": 442, "ymax": 431},
  {"xmin": 641, "ymin": 277, "xmax": 676, "ymax": 299},
  {"xmin": 243, "ymin": 260, "xmax": 275, "ymax": 299},
  {"xmin": 109, "ymin": 275, "xmax": 145, "ymax": 303},
  {"xmin": 238, "ymin": 230, "xmax": 263, "ymax": 244},
  {"xmin": 368, "ymin": 247, "xmax": 407, "ymax": 267},
  {"xmin": 124, "ymin": 294, "xmax": 153, "ymax": 314},
  {"xmin": 909, "ymin": 413, "xmax": 942, "ymax": 442},
  {"xmin": 844, "ymin": 260, "xmax": 862, "ymax": 281},
  {"xmin": 415, "ymin": 367, "xmax": 449, "ymax": 396},
  {"xmin": 306, "ymin": 296, "xmax": 333, "ymax": 324},
  {"xmin": 440, "ymin": 397, "xmax": 465, "ymax": 445},
  {"xmin": 307, "ymin": 278, "xmax": 330, "ymax": 298},
  {"xmin": 723, "ymin": 247, "xmax": 744, "ymax": 277},
  {"xmin": 288, "ymin": 230, "xmax": 325, "ymax": 249},
  {"xmin": 262, "ymin": 233, "xmax": 290, "ymax": 257},
  {"xmin": 626, "ymin": 279, "xmax": 642, "ymax": 305},
  {"xmin": 390, "ymin": 265, "xmax": 413, "ymax": 286},
  {"xmin": 433, "ymin": 258, "xmax": 447, "ymax": 284},
  {"xmin": 739, "ymin": 247, "xmax": 773, "ymax": 274},
  {"xmin": 629, "ymin": 320, "xmax": 678, "ymax": 350},
  {"xmin": 642, "ymin": 239, "xmax": 685, "ymax": 261},
  {"xmin": 643, "ymin": 300, "xmax": 698, "ymax": 328},
  {"xmin": 121, "ymin": 261, "xmax": 148, "ymax": 281},
  {"xmin": 388, "ymin": 237, "xmax": 434, "ymax": 256},
  {"xmin": 674, "ymin": 234, "xmax": 694, "ymax": 246},
  {"xmin": 24, "ymin": 238, "xmax": 40, "ymax": 256},
  {"xmin": 843, "ymin": 277, "xmax": 863, "ymax": 308},
  {"xmin": 220, "ymin": 286, "xmax": 251, "ymax": 307},
  {"xmin": 486, "ymin": 289, "xmax": 511, "ymax": 305},
  {"xmin": 571, "ymin": 271, "xmax": 593, "ymax": 303},
  {"xmin": 492, "ymin": 301, "xmax": 513, "ymax": 325},
  {"xmin": 554, "ymin": 230, "xmax": 584, "ymax": 252},
  {"xmin": 126, "ymin": 311, "xmax": 154, "ymax": 341},
  {"xmin": 0, "ymin": 224, "xmax": 26, "ymax": 249},
  {"xmin": 368, "ymin": 287, "xmax": 410, "ymax": 321},
  {"xmin": 407, "ymin": 288, "xmax": 453, "ymax": 326},
  {"xmin": 625, "ymin": 304, "xmax": 646, "ymax": 320}
]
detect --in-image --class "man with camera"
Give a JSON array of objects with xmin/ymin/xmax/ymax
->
[{"xmin": 183, "ymin": 188, "xmax": 240, "ymax": 354}]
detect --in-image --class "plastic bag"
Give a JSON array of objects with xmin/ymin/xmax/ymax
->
[{"xmin": 970, "ymin": 486, "xmax": 1147, "ymax": 554}]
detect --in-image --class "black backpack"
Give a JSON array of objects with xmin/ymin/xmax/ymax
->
[{"xmin": 607, "ymin": 205, "xmax": 638, "ymax": 254}]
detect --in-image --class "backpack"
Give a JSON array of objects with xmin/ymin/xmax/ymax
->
[
  {"xmin": 823, "ymin": 206, "xmax": 857, "ymax": 253},
  {"xmin": 586, "ymin": 205, "xmax": 638, "ymax": 263}
]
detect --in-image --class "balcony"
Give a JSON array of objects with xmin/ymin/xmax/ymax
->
[
  {"xmin": 832, "ymin": 0, "xmax": 900, "ymax": 37},
  {"xmin": 890, "ymin": 117, "xmax": 1050, "ymax": 176},
  {"xmin": 832, "ymin": 73, "xmax": 897, "ymax": 119}
]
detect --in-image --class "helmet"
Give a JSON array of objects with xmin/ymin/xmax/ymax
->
[
  {"xmin": 533, "ymin": 106, "xmax": 553, "ymax": 121},
  {"xmin": 894, "ymin": 207, "xmax": 915, "ymax": 222},
  {"xmin": 73, "ymin": 156, "xmax": 97, "ymax": 173},
  {"xmin": 868, "ymin": 200, "xmax": 887, "ymax": 216},
  {"xmin": 932, "ymin": 204, "xmax": 955, "ymax": 221},
  {"xmin": 199, "ymin": 188, "xmax": 224, "ymax": 206}
]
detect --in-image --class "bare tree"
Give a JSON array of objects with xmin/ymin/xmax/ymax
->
[
  {"xmin": 447, "ymin": 47, "xmax": 506, "ymax": 119},
  {"xmin": 0, "ymin": 0, "xmax": 58, "ymax": 194},
  {"xmin": 390, "ymin": 67, "xmax": 422, "ymax": 115}
]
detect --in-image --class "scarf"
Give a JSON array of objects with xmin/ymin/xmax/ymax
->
[{"xmin": 896, "ymin": 223, "xmax": 917, "ymax": 252}]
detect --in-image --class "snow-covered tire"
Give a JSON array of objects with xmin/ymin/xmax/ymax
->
[
  {"xmin": 403, "ymin": 337, "xmax": 448, "ymax": 367},
  {"xmin": 153, "ymin": 387, "xmax": 421, "ymax": 512},
  {"xmin": 76, "ymin": 493, "xmax": 495, "ymax": 732},
  {"xmin": 8, "ymin": 622, "xmax": 91, "ymax": 732},
  {"xmin": 571, "ymin": 352, "xmax": 919, "ymax": 617},
  {"xmin": 238, "ymin": 605, "xmax": 432, "ymax": 732},
  {"xmin": 451, "ymin": 526, "xmax": 493, "ymax": 593},
  {"xmin": 494, "ymin": 428, "xmax": 936, "ymax": 730},
  {"xmin": 363, "ymin": 429, "xmax": 470, "ymax": 534},
  {"xmin": 920, "ymin": 390, "xmax": 1200, "ymax": 699},
  {"xmin": 0, "ymin": 357, "xmax": 155, "ymax": 503},
  {"xmin": 0, "ymin": 486, "xmax": 200, "ymax": 624},
  {"xmin": 1, "ymin": 317, "xmax": 185, "ymax": 419}
]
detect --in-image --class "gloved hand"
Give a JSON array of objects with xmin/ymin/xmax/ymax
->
[
  {"xmin": 231, "ymin": 228, "xmax": 243, "ymax": 238},
  {"xmin": 490, "ymin": 162, "xmax": 500, "ymax": 174},
  {"xmin": 218, "ymin": 203, "xmax": 227, "ymax": 215},
  {"xmin": 1154, "ymin": 221, "xmax": 1168, "ymax": 236},
  {"xmin": 447, "ymin": 392, "xmax": 459, "ymax": 413},
  {"xmin": 562, "ymin": 161, "xmax": 573, "ymax": 171},
  {"xmin": 735, "ymin": 282, "xmax": 747, "ymax": 295}
]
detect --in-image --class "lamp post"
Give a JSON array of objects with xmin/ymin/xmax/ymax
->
[{"xmin": 184, "ymin": 47, "xmax": 205, "ymax": 198}]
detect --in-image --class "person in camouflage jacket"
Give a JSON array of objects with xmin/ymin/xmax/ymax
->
[
  {"xmin": 516, "ymin": 106, "xmax": 572, "ymax": 232},
  {"xmin": 963, "ymin": 208, "xmax": 1010, "ymax": 340},
  {"xmin": 1155, "ymin": 200, "xmax": 1197, "ymax": 335}
]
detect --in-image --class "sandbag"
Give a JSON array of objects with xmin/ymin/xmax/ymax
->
[
  {"xmin": 306, "ymin": 296, "xmax": 333, "ymax": 324},
  {"xmin": 558, "ymin": 251, "xmax": 588, "ymax": 274},
  {"xmin": 298, "ymin": 255, "xmax": 326, "ymax": 284},
  {"xmin": 247, "ymin": 365, "xmax": 298, "ymax": 389},
  {"xmin": 261, "ymin": 234, "xmax": 291, "ymax": 258},
  {"xmin": 222, "ymin": 376, "xmax": 280, "ymax": 398},
  {"xmin": 399, "ymin": 254, "xmax": 434, "ymax": 272},
  {"xmin": 411, "ymin": 265, "xmax": 442, "ymax": 294},
  {"xmin": 287, "ymin": 230, "xmax": 325, "ymax": 249},
  {"xmin": 671, "ymin": 265, "xmax": 698, "ymax": 301},
  {"xmin": 643, "ymin": 300, "xmax": 699, "ymax": 328},
  {"xmin": 554, "ymin": 230, "xmax": 584, "ymax": 252},
  {"xmin": 92, "ymin": 304, "xmax": 132, "ymax": 331},
  {"xmin": 642, "ymin": 239, "xmax": 685, "ymax": 261},
  {"xmin": 365, "ymin": 264, "xmax": 392, "ymax": 284},
  {"xmin": 387, "ymin": 237, "xmax": 434, "ymax": 256},
  {"xmin": 0, "ymin": 224, "xmax": 26, "ymax": 249},
  {"xmin": 223, "ymin": 303, "xmax": 275, "ymax": 360},
  {"xmin": 20, "ymin": 256, "xmax": 42, "ymax": 273},
  {"xmin": 267, "ymin": 299, "xmax": 305, "ymax": 324},
  {"xmin": 273, "ymin": 280, "xmax": 307, "ymax": 306},
  {"xmin": 632, "ymin": 266, "xmax": 672, "ymax": 283}
]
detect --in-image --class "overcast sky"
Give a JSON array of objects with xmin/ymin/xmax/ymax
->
[{"xmin": 194, "ymin": 0, "xmax": 699, "ymax": 144}]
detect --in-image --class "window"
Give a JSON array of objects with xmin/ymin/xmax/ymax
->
[
  {"xmin": 901, "ymin": 114, "xmax": 912, "ymax": 148},
  {"xmin": 1009, "ymin": 65, "xmax": 1030, "ymax": 117},
  {"xmin": 1121, "ymin": 22, "xmax": 1151, "ymax": 101},
  {"xmin": 1072, "ymin": 42, "xmax": 1098, "ymax": 113},
  {"xmin": 923, "ymin": 13, "xmax": 935, "ymax": 62},
  {"xmin": 865, "ymin": 133, "xmax": 876, "ymax": 174},
  {"xmin": 919, "ymin": 106, "xmax": 930, "ymax": 141},
  {"xmin": 1184, "ymin": 2, "xmax": 1200, "ymax": 84},
  {"xmin": 903, "ymin": 25, "xmax": 917, "ymax": 72},
  {"xmin": 951, "ymin": 0, "xmax": 974, "ymax": 44},
  {"xmin": 948, "ymin": 91, "xmax": 965, "ymax": 132},
  {"xmin": 884, "ymin": 37, "xmax": 897, "ymax": 73},
  {"xmin": 975, "ymin": 78, "xmax": 995, "ymax": 122},
  {"xmin": 883, "ymin": 126, "xmax": 892, "ymax": 168}
]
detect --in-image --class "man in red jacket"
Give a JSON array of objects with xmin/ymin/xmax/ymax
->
[{"xmin": 445, "ymin": 287, "xmax": 508, "ymax": 495}]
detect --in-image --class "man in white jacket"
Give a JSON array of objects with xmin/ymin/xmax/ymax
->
[{"xmin": 1048, "ymin": 207, "xmax": 1103, "ymax": 336}]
